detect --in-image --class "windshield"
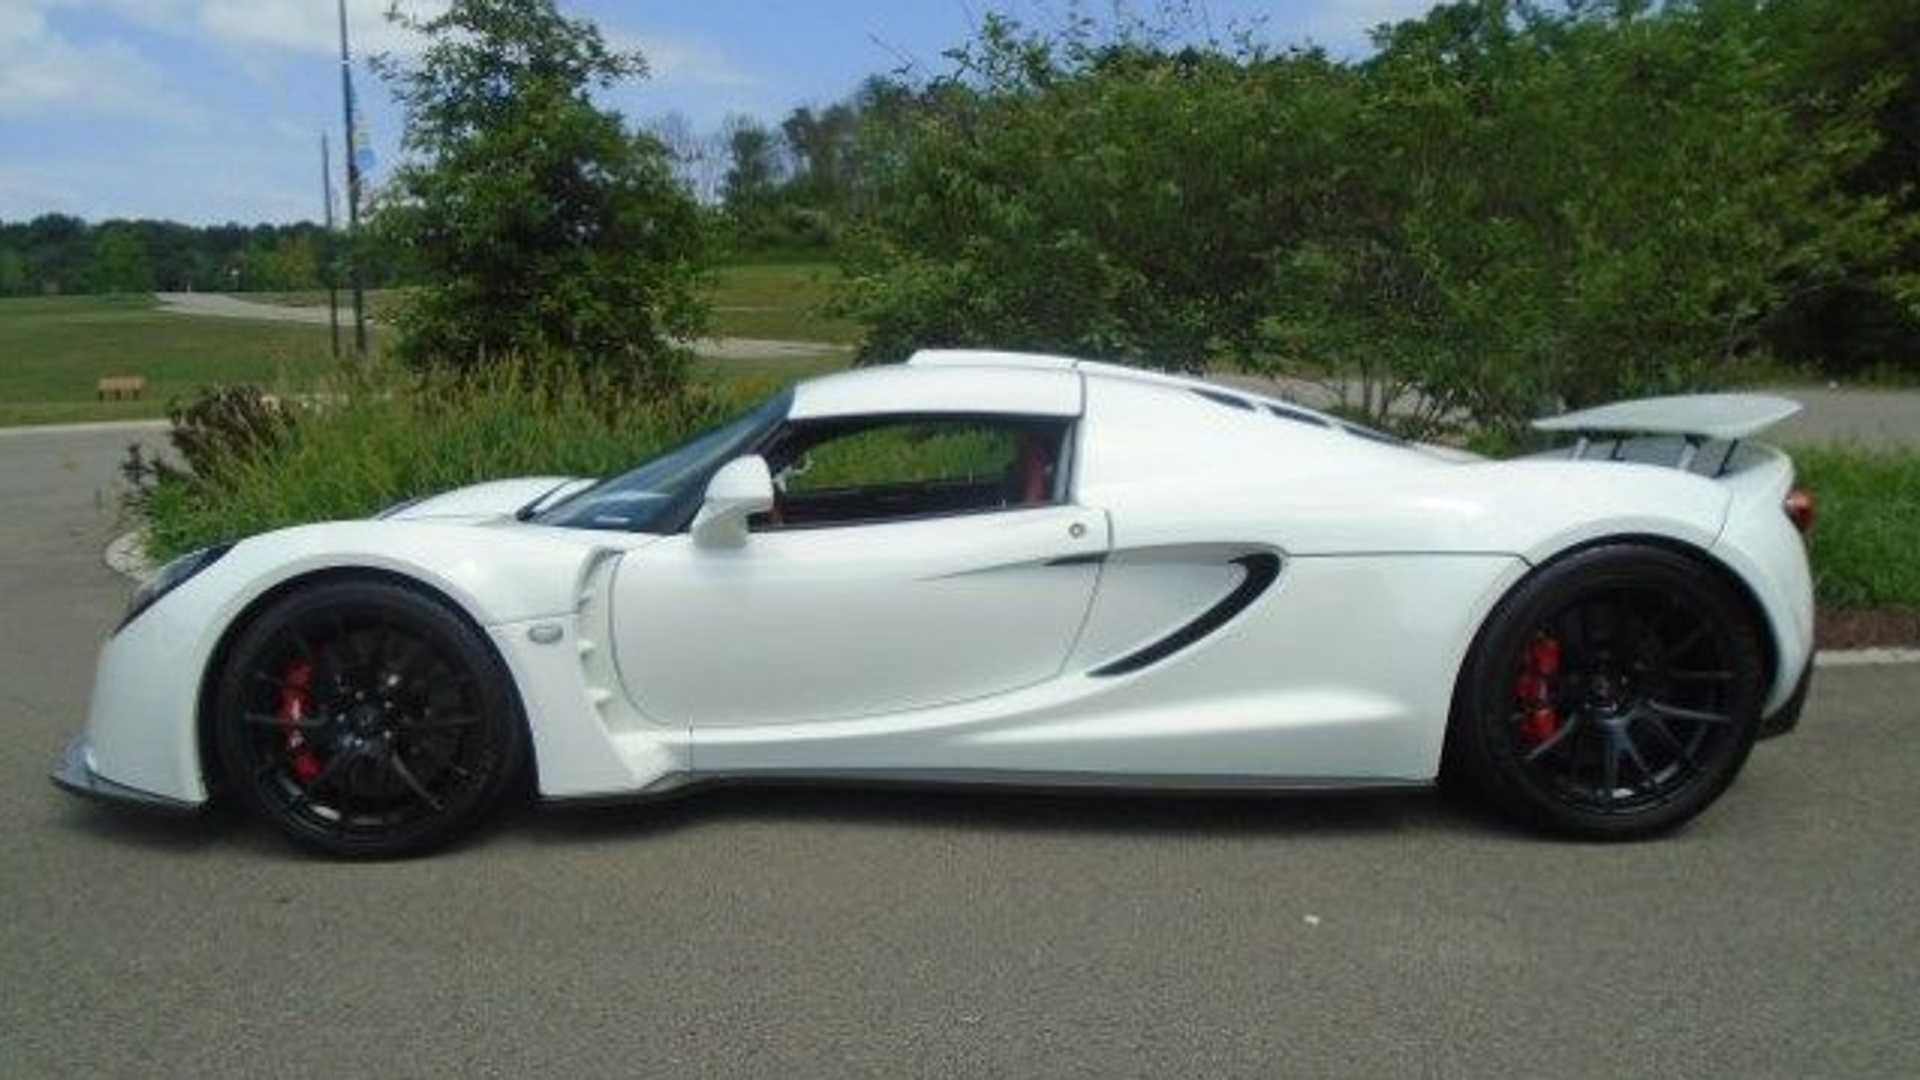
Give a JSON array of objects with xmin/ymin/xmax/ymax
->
[{"xmin": 535, "ymin": 389, "xmax": 792, "ymax": 533}]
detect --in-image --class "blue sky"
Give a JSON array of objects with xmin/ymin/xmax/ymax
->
[{"xmin": 0, "ymin": 1, "xmax": 1435, "ymax": 224}]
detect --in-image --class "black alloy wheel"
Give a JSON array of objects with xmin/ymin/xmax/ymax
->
[
  {"xmin": 1452, "ymin": 544, "xmax": 1766, "ymax": 838},
  {"xmin": 213, "ymin": 579, "xmax": 526, "ymax": 857}
]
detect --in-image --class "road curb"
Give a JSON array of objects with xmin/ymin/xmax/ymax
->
[
  {"xmin": 97, "ymin": 529, "xmax": 1920, "ymax": 666},
  {"xmin": 1816, "ymin": 647, "xmax": 1920, "ymax": 667},
  {"xmin": 105, "ymin": 531, "xmax": 157, "ymax": 586}
]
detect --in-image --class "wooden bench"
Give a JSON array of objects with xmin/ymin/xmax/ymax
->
[{"xmin": 96, "ymin": 375, "xmax": 146, "ymax": 401}]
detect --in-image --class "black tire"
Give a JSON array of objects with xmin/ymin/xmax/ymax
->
[
  {"xmin": 1450, "ymin": 543, "xmax": 1766, "ymax": 839},
  {"xmin": 212, "ymin": 579, "xmax": 528, "ymax": 857}
]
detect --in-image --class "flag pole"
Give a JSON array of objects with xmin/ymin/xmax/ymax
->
[
  {"xmin": 338, "ymin": 0, "xmax": 368, "ymax": 356},
  {"xmin": 321, "ymin": 133, "xmax": 341, "ymax": 359}
]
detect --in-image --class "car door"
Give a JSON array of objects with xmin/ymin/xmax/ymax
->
[{"xmin": 608, "ymin": 415, "xmax": 1109, "ymax": 727}]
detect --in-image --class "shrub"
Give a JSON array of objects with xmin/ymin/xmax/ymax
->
[
  {"xmin": 133, "ymin": 360, "xmax": 772, "ymax": 560},
  {"xmin": 837, "ymin": 6, "xmax": 1910, "ymax": 440},
  {"xmin": 121, "ymin": 383, "xmax": 296, "ymax": 499}
]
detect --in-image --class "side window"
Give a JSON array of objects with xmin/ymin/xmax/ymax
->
[{"xmin": 760, "ymin": 416, "xmax": 1068, "ymax": 529}]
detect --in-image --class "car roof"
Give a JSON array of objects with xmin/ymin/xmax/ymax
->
[
  {"xmin": 788, "ymin": 363, "xmax": 1083, "ymax": 420},
  {"xmin": 787, "ymin": 350, "xmax": 1414, "ymax": 449}
]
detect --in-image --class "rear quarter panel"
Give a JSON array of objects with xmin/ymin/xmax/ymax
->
[{"xmin": 1075, "ymin": 376, "xmax": 1732, "ymax": 559}]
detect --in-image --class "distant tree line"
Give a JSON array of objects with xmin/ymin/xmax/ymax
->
[
  {"xmin": 639, "ymin": 75, "xmax": 922, "ymax": 258},
  {"xmin": 0, "ymin": 215, "xmax": 413, "ymax": 297}
]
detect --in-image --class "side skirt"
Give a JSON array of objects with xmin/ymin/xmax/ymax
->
[{"xmin": 540, "ymin": 768, "xmax": 1433, "ymax": 809}]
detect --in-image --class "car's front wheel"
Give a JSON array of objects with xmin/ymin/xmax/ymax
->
[
  {"xmin": 1451, "ymin": 544, "xmax": 1767, "ymax": 839},
  {"xmin": 212, "ymin": 578, "xmax": 528, "ymax": 857}
]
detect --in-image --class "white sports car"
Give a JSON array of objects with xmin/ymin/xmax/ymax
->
[{"xmin": 55, "ymin": 350, "xmax": 1816, "ymax": 855}]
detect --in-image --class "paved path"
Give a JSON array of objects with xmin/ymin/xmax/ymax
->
[
  {"xmin": 154, "ymin": 292, "xmax": 849, "ymax": 362},
  {"xmin": 2, "ymin": 422, "xmax": 1917, "ymax": 1077}
]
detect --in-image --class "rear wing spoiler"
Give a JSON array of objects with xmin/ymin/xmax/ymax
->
[{"xmin": 1532, "ymin": 393, "xmax": 1802, "ymax": 472}]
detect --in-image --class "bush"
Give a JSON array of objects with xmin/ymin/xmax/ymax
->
[
  {"xmin": 836, "ymin": 5, "xmax": 1911, "ymax": 440},
  {"xmin": 132, "ymin": 361, "xmax": 772, "ymax": 560}
]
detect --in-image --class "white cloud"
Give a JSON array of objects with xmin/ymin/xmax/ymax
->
[
  {"xmin": 195, "ymin": 0, "xmax": 445, "ymax": 57},
  {"xmin": 605, "ymin": 31, "xmax": 755, "ymax": 88},
  {"xmin": 54, "ymin": 0, "xmax": 751, "ymax": 86},
  {"xmin": 0, "ymin": 1, "xmax": 205, "ymax": 125},
  {"xmin": 51, "ymin": 0, "xmax": 443, "ymax": 58}
]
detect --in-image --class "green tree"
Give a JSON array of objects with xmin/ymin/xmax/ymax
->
[
  {"xmin": 1288, "ymin": 0, "xmax": 1906, "ymax": 432},
  {"xmin": 836, "ymin": 16, "xmax": 1360, "ymax": 374},
  {"xmin": 248, "ymin": 233, "xmax": 321, "ymax": 291},
  {"xmin": 720, "ymin": 114, "xmax": 783, "ymax": 217},
  {"xmin": 838, "ymin": 4, "xmax": 1910, "ymax": 439},
  {"xmin": 780, "ymin": 102, "xmax": 859, "ymax": 207},
  {"xmin": 91, "ymin": 224, "xmax": 153, "ymax": 294},
  {"xmin": 23, "ymin": 213, "xmax": 88, "ymax": 294},
  {"xmin": 0, "ymin": 247, "xmax": 26, "ymax": 295},
  {"xmin": 373, "ymin": 0, "xmax": 708, "ymax": 386},
  {"xmin": 1736, "ymin": 0, "xmax": 1920, "ymax": 376}
]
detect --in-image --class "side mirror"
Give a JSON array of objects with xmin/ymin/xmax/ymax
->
[{"xmin": 691, "ymin": 455, "xmax": 774, "ymax": 548}]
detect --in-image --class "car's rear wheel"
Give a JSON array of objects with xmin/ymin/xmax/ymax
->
[
  {"xmin": 1451, "ymin": 544, "xmax": 1766, "ymax": 839},
  {"xmin": 212, "ymin": 579, "xmax": 527, "ymax": 857}
]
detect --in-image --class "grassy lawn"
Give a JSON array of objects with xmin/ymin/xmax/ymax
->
[
  {"xmin": 707, "ymin": 262, "xmax": 860, "ymax": 345},
  {"xmin": 0, "ymin": 283, "xmax": 850, "ymax": 428},
  {"xmin": 692, "ymin": 352, "xmax": 849, "ymax": 382},
  {"xmin": 0, "ymin": 294, "xmax": 345, "ymax": 426}
]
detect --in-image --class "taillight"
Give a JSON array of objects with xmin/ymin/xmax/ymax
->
[{"xmin": 1784, "ymin": 488, "xmax": 1816, "ymax": 534}]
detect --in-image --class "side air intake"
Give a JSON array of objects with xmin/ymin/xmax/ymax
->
[{"xmin": 1090, "ymin": 553, "xmax": 1282, "ymax": 677}]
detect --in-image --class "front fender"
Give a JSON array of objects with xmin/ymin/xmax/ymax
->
[{"xmin": 83, "ymin": 521, "xmax": 655, "ymax": 804}]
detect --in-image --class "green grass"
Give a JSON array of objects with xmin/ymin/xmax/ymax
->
[
  {"xmin": 1791, "ymin": 444, "xmax": 1920, "ymax": 609},
  {"xmin": 0, "ymin": 283, "xmax": 850, "ymax": 428},
  {"xmin": 0, "ymin": 294, "xmax": 345, "ymax": 426},
  {"xmin": 692, "ymin": 352, "xmax": 849, "ymax": 382},
  {"xmin": 707, "ymin": 262, "xmax": 860, "ymax": 345},
  {"xmin": 791, "ymin": 423, "xmax": 1014, "ymax": 491}
]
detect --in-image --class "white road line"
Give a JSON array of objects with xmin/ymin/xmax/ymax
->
[{"xmin": 0, "ymin": 419, "xmax": 169, "ymax": 438}]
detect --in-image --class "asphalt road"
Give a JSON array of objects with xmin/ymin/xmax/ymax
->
[{"xmin": 2, "ymin": 424, "xmax": 1917, "ymax": 1079}]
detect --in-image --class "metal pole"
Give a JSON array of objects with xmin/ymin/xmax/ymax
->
[
  {"xmin": 338, "ymin": 0, "xmax": 368, "ymax": 356},
  {"xmin": 321, "ymin": 133, "xmax": 341, "ymax": 359}
]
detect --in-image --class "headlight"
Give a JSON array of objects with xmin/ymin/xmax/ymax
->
[{"xmin": 117, "ymin": 543, "xmax": 234, "ymax": 633}]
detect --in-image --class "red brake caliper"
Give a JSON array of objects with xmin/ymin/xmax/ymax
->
[
  {"xmin": 279, "ymin": 660, "xmax": 325, "ymax": 784},
  {"xmin": 1515, "ymin": 635, "xmax": 1562, "ymax": 747}
]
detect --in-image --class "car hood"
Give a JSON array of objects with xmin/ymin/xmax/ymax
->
[{"xmin": 379, "ymin": 476, "xmax": 594, "ymax": 523}]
